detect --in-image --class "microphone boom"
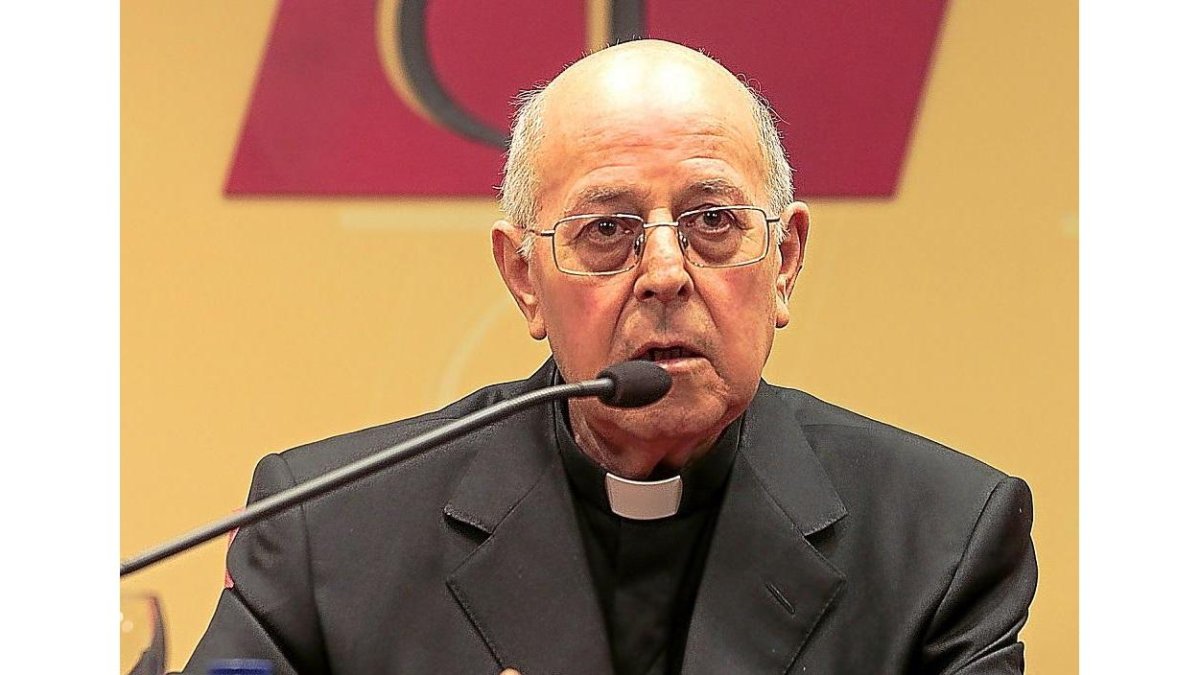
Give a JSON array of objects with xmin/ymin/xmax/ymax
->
[{"xmin": 120, "ymin": 361, "xmax": 669, "ymax": 577}]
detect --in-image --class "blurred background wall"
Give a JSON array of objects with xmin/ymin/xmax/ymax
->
[{"xmin": 121, "ymin": 1, "xmax": 1076, "ymax": 671}]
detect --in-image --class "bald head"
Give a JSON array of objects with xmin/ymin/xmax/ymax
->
[
  {"xmin": 544, "ymin": 40, "xmax": 757, "ymax": 124},
  {"xmin": 501, "ymin": 40, "xmax": 792, "ymax": 252}
]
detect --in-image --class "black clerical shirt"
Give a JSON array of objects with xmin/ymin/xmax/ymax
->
[{"xmin": 553, "ymin": 402, "xmax": 742, "ymax": 675}]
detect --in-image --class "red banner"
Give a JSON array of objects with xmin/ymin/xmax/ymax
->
[{"xmin": 227, "ymin": 0, "xmax": 948, "ymax": 198}]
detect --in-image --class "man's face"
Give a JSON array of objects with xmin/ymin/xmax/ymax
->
[{"xmin": 494, "ymin": 47, "xmax": 807, "ymax": 468}]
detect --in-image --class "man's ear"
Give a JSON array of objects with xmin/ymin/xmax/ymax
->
[
  {"xmin": 774, "ymin": 201, "xmax": 810, "ymax": 329},
  {"xmin": 491, "ymin": 220, "xmax": 546, "ymax": 340}
]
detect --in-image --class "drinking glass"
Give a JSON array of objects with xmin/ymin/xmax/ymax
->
[{"xmin": 120, "ymin": 592, "xmax": 167, "ymax": 675}]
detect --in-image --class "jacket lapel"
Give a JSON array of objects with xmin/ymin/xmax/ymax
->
[
  {"xmin": 439, "ymin": 369, "xmax": 846, "ymax": 674},
  {"xmin": 442, "ymin": 364, "xmax": 614, "ymax": 675},
  {"xmin": 682, "ymin": 386, "xmax": 848, "ymax": 674}
]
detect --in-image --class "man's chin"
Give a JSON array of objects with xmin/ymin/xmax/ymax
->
[{"xmin": 590, "ymin": 393, "xmax": 732, "ymax": 445}]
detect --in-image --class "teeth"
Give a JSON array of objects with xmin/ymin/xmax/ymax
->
[{"xmin": 645, "ymin": 347, "xmax": 690, "ymax": 361}]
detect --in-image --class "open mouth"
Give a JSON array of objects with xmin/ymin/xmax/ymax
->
[{"xmin": 634, "ymin": 346, "xmax": 701, "ymax": 362}]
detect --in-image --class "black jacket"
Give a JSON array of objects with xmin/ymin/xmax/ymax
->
[{"xmin": 184, "ymin": 360, "xmax": 1036, "ymax": 674}]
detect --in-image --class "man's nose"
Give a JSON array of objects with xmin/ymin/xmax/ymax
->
[{"xmin": 633, "ymin": 223, "xmax": 693, "ymax": 302}]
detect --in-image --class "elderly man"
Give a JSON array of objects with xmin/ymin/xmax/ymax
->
[{"xmin": 184, "ymin": 40, "xmax": 1036, "ymax": 674}]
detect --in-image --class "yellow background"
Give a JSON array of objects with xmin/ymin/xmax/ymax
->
[{"xmin": 121, "ymin": 1, "xmax": 1077, "ymax": 671}]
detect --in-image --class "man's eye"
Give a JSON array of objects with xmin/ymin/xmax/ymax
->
[
  {"xmin": 696, "ymin": 209, "xmax": 733, "ymax": 231},
  {"xmin": 586, "ymin": 218, "xmax": 626, "ymax": 238}
]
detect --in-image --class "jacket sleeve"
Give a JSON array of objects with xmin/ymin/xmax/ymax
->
[
  {"xmin": 179, "ymin": 454, "xmax": 329, "ymax": 675},
  {"xmin": 919, "ymin": 476, "xmax": 1038, "ymax": 674}
]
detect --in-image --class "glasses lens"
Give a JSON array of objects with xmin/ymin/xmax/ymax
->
[
  {"xmin": 678, "ymin": 207, "xmax": 769, "ymax": 267},
  {"xmin": 554, "ymin": 215, "xmax": 642, "ymax": 273}
]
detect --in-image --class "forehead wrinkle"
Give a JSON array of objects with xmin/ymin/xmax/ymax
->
[
  {"xmin": 554, "ymin": 123, "xmax": 756, "ymax": 187},
  {"xmin": 573, "ymin": 114, "xmax": 736, "ymax": 151}
]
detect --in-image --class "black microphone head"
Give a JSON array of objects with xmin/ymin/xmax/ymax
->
[{"xmin": 596, "ymin": 361, "xmax": 673, "ymax": 408}]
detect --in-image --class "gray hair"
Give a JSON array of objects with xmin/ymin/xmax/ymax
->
[{"xmin": 500, "ymin": 81, "xmax": 794, "ymax": 259}]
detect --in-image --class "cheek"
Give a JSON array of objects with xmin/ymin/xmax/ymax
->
[
  {"xmin": 539, "ymin": 277, "xmax": 632, "ymax": 379},
  {"xmin": 701, "ymin": 272, "xmax": 778, "ymax": 374}
]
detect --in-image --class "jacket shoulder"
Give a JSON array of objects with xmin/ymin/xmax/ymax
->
[
  {"xmin": 273, "ymin": 371, "xmax": 547, "ymax": 483},
  {"xmin": 770, "ymin": 384, "xmax": 1011, "ymax": 485},
  {"xmin": 762, "ymin": 384, "xmax": 1021, "ymax": 529}
]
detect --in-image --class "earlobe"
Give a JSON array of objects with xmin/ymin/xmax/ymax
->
[
  {"xmin": 774, "ymin": 202, "xmax": 810, "ymax": 329},
  {"xmin": 491, "ymin": 220, "xmax": 546, "ymax": 340}
]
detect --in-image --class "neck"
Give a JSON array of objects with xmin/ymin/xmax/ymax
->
[{"xmin": 567, "ymin": 402, "xmax": 722, "ymax": 480}]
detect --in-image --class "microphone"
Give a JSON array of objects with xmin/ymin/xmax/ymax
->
[
  {"xmin": 596, "ymin": 360, "xmax": 672, "ymax": 408},
  {"xmin": 120, "ymin": 361, "xmax": 671, "ymax": 577}
]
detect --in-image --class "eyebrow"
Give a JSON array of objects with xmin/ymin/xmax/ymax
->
[
  {"xmin": 562, "ymin": 177, "xmax": 750, "ymax": 218},
  {"xmin": 680, "ymin": 178, "xmax": 748, "ymax": 206},
  {"xmin": 564, "ymin": 185, "xmax": 649, "ymax": 216}
]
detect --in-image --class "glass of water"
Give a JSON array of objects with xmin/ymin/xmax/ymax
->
[{"xmin": 120, "ymin": 592, "xmax": 167, "ymax": 675}]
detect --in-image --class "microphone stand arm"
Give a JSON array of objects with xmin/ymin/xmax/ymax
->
[{"xmin": 120, "ymin": 378, "xmax": 612, "ymax": 578}]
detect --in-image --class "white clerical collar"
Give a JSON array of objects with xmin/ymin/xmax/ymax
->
[
  {"xmin": 551, "ymin": 381, "xmax": 742, "ymax": 521},
  {"xmin": 604, "ymin": 473, "xmax": 683, "ymax": 520}
]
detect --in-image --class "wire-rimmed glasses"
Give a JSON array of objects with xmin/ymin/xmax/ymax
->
[{"xmin": 532, "ymin": 205, "xmax": 782, "ymax": 276}]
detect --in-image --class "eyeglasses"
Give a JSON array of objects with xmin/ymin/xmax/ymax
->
[{"xmin": 532, "ymin": 205, "xmax": 782, "ymax": 276}]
